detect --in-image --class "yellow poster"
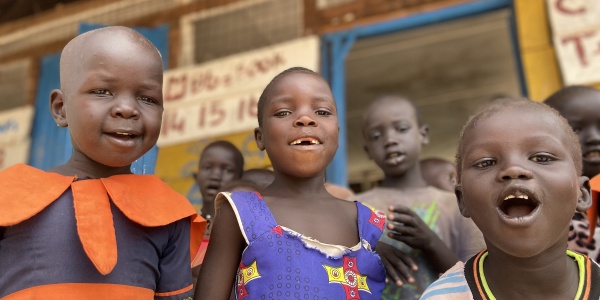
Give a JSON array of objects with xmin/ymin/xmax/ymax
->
[{"xmin": 156, "ymin": 130, "xmax": 270, "ymax": 211}]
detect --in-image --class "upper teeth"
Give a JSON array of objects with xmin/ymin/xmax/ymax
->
[
  {"xmin": 116, "ymin": 132, "xmax": 131, "ymax": 136},
  {"xmin": 504, "ymin": 194, "xmax": 528, "ymax": 200},
  {"xmin": 389, "ymin": 153, "xmax": 399, "ymax": 158},
  {"xmin": 291, "ymin": 139, "xmax": 320, "ymax": 145}
]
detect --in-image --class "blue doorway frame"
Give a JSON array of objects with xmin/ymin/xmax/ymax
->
[{"xmin": 322, "ymin": 0, "xmax": 525, "ymax": 186}]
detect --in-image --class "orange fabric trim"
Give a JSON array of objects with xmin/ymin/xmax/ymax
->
[
  {"xmin": 587, "ymin": 175, "xmax": 600, "ymax": 242},
  {"xmin": 583, "ymin": 257, "xmax": 592, "ymax": 299},
  {"xmin": 155, "ymin": 284, "xmax": 193, "ymax": 296},
  {"xmin": 3, "ymin": 283, "xmax": 154, "ymax": 300},
  {"xmin": 72, "ymin": 180, "xmax": 118, "ymax": 275},
  {"xmin": 101, "ymin": 175, "xmax": 207, "ymax": 264},
  {"xmin": 190, "ymin": 214, "xmax": 207, "ymax": 264},
  {"xmin": 472, "ymin": 251, "xmax": 487, "ymax": 300},
  {"xmin": 0, "ymin": 164, "xmax": 207, "ymax": 268},
  {"xmin": 0, "ymin": 164, "xmax": 74, "ymax": 226},
  {"xmin": 102, "ymin": 175, "xmax": 200, "ymax": 227}
]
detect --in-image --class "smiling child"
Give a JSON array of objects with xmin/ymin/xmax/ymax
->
[
  {"xmin": 195, "ymin": 67, "xmax": 386, "ymax": 299},
  {"xmin": 0, "ymin": 26, "xmax": 205, "ymax": 299},
  {"xmin": 421, "ymin": 99, "xmax": 600, "ymax": 299},
  {"xmin": 545, "ymin": 86, "xmax": 600, "ymax": 261}
]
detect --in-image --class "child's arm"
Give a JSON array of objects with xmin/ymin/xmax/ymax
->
[
  {"xmin": 155, "ymin": 219, "xmax": 196, "ymax": 299},
  {"xmin": 194, "ymin": 200, "xmax": 245, "ymax": 300},
  {"xmin": 387, "ymin": 205, "xmax": 459, "ymax": 273},
  {"xmin": 375, "ymin": 241, "xmax": 418, "ymax": 286}
]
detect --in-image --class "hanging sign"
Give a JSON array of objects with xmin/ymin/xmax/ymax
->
[
  {"xmin": 547, "ymin": 0, "xmax": 600, "ymax": 85},
  {"xmin": 158, "ymin": 36, "xmax": 320, "ymax": 147}
]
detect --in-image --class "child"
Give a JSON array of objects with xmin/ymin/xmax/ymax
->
[
  {"xmin": 421, "ymin": 99, "xmax": 600, "ymax": 299},
  {"xmin": 356, "ymin": 95, "xmax": 484, "ymax": 299},
  {"xmin": 0, "ymin": 26, "xmax": 205, "ymax": 298},
  {"xmin": 195, "ymin": 67, "xmax": 386, "ymax": 299},
  {"xmin": 545, "ymin": 86, "xmax": 600, "ymax": 260},
  {"xmin": 192, "ymin": 140, "xmax": 244, "ymax": 283},
  {"xmin": 195, "ymin": 140, "xmax": 244, "ymax": 223}
]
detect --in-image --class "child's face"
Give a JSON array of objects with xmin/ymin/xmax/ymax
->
[
  {"xmin": 363, "ymin": 98, "xmax": 428, "ymax": 177},
  {"xmin": 255, "ymin": 72, "xmax": 338, "ymax": 178},
  {"xmin": 457, "ymin": 107, "xmax": 587, "ymax": 257},
  {"xmin": 57, "ymin": 34, "xmax": 163, "ymax": 168},
  {"xmin": 196, "ymin": 145, "xmax": 242, "ymax": 202},
  {"xmin": 558, "ymin": 91, "xmax": 600, "ymax": 178}
]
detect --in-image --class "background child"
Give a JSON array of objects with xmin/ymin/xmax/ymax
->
[
  {"xmin": 195, "ymin": 140, "xmax": 244, "ymax": 223},
  {"xmin": 192, "ymin": 140, "xmax": 244, "ymax": 285},
  {"xmin": 0, "ymin": 26, "xmax": 205, "ymax": 298},
  {"xmin": 421, "ymin": 99, "xmax": 598, "ymax": 299},
  {"xmin": 545, "ymin": 86, "xmax": 600, "ymax": 260},
  {"xmin": 195, "ymin": 67, "xmax": 386, "ymax": 299},
  {"xmin": 356, "ymin": 95, "xmax": 484, "ymax": 299},
  {"xmin": 419, "ymin": 157, "xmax": 457, "ymax": 193}
]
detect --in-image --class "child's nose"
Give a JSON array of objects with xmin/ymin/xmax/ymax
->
[
  {"xmin": 111, "ymin": 96, "xmax": 141, "ymax": 119},
  {"xmin": 294, "ymin": 115, "xmax": 316, "ymax": 127},
  {"xmin": 497, "ymin": 163, "xmax": 533, "ymax": 181},
  {"xmin": 583, "ymin": 126, "xmax": 600, "ymax": 145}
]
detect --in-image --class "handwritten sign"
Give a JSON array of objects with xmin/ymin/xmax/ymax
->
[
  {"xmin": 157, "ymin": 36, "xmax": 319, "ymax": 147},
  {"xmin": 547, "ymin": 0, "xmax": 600, "ymax": 85},
  {"xmin": 0, "ymin": 105, "xmax": 34, "ymax": 146}
]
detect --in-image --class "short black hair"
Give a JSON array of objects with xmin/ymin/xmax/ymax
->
[
  {"xmin": 257, "ymin": 67, "xmax": 326, "ymax": 128},
  {"xmin": 362, "ymin": 95, "xmax": 423, "ymax": 139},
  {"xmin": 544, "ymin": 85, "xmax": 600, "ymax": 111},
  {"xmin": 455, "ymin": 99, "xmax": 582, "ymax": 183},
  {"xmin": 200, "ymin": 140, "xmax": 244, "ymax": 178}
]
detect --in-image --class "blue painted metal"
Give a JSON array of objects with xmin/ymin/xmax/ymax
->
[
  {"xmin": 322, "ymin": 0, "xmax": 513, "ymax": 186},
  {"xmin": 29, "ymin": 24, "xmax": 169, "ymax": 174},
  {"xmin": 29, "ymin": 53, "xmax": 71, "ymax": 170}
]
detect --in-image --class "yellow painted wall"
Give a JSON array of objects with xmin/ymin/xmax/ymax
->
[
  {"xmin": 155, "ymin": 130, "xmax": 270, "ymax": 211},
  {"xmin": 514, "ymin": 0, "xmax": 600, "ymax": 101}
]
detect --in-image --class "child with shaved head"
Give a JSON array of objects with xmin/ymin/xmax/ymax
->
[
  {"xmin": 0, "ymin": 26, "xmax": 205, "ymax": 299},
  {"xmin": 421, "ymin": 99, "xmax": 599, "ymax": 299}
]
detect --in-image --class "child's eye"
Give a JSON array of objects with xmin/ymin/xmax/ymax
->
[
  {"xmin": 138, "ymin": 96, "xmax": 157, "ymax": 105},
  {"xmin": 396, "ymin": 126, "xmax": 410, "ymax": 132},
  {"xmin": 316, "ymin": 110, "xmax": 332, "ymax": 116},
  {"xmin": 274, "ymin": 111, "xmax": 291, "ymax": 117},
  {"xmin": 530, "ymin": 153, "xmax": 556, "ymax": 163},
  {"xmin": 369, "ymin": 131, "xmax": 381, "ymax": 141},
  {"xmin": 473, "ymin": 159, "xmax": 495, "ymax": 169},
  {"xmin": 91, "ymin": 89, "xmax": 112, "ymax": 96}
]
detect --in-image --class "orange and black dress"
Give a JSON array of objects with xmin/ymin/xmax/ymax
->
[{"xmin": 0, "ymin": 164, "xmax": 206, "ymax": 300}]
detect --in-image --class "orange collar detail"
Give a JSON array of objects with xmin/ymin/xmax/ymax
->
[
  {"xmin": 587, "ymin": 175, "xmax": 600, "ymax": 242},
  {"xmin": 0, "ymin": 164, "xmax": 206, "ymax": 275}
]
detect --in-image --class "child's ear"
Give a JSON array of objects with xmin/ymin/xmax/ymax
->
[
  {"xmin": 576, "ymin": 176, "xmax": 592, "ymax": 213},
  {"xmin": 455, "ymin": 184, "xmax": 470, "ymax": 218},
  {"xmin": 254, "ymin": 127, "xmax": 265, "ymax": 151},
  {"xmin": 420, "ymin": 124, "xmax": 429, "ymax": 145},
  {"xmin": 50, "ymin": 89, "xmax": 68, "ymax": 127}
]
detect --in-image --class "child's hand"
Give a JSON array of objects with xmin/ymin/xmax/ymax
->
[
  {"xmin": 375, "ymin": 241, "xmax": 418, "ymax": 286},
  {"xmin": 387, "ymin": 205, "xmax": 459, "ymax": 273},
  {"xmin": 386, "ymin": 205, "xmax": 438, "ymax": 251}
]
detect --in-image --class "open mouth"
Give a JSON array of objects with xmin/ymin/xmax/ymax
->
[
  {"xmin": 289, "ymin": 137, "xmax": 322, "ymax": 146},
  {"xmin": 107, "ymin": 131, "xmax": 138, "ymax": 140},
  {"xmin": 385, "ymin": 152, "xmax": 405, "ymax": 166},
  {"xmin": 499, "ymin": 194, "xmax": 539, "ymax": 218}
]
